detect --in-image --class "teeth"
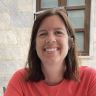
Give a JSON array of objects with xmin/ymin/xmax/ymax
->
[{"xmin": 45, "ymin": 48, "xmax": 57, "ymax": 52}]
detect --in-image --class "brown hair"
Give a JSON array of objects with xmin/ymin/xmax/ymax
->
[{"xmin": 26, "ymin": 8, "xmax": 79, "ymax": 82}]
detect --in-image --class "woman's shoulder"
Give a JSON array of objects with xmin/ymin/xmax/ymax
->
[
  {"xmin": 80, "ymin": 66, "xmax": 96, "ymax": 73},
  {"xmin": 14, "ymin": 68, "xmax": 28, "ymax": 75},
  {"xmin": 13, "ymin": 68, "xmax": 28, "ymax": 76},
  {"xmin": 79, "ymin": 66, "xmax": 96, "ymax": 80},
  {"xmin": 9, "ymin": 68, "xmax": 28, "ymax": 83}
]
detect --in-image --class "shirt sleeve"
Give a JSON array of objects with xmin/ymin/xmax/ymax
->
[
  {"xmin": 87, "ymin": 68, "xmax": 96, "ymax": 96},
  {"xmin": 4, "ymin": 70, "xmax": 25, "ymax": 96}
]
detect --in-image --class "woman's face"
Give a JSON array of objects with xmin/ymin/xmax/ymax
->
[{"xmin": 36, "ymin": 15, "xmax": 69, "ymax": 65}]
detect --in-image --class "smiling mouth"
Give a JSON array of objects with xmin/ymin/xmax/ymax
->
[{"xmin": 44, "ymin": 48, "xmax": 59, "ymax": 53}]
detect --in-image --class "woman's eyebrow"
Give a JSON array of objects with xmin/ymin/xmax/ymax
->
[
  {"xmin": 38, "ymin": 29, "xmax": 47, "ymax": 33},
  {"xmin": 54, "ymin": 28, "xmax": 66, "ymax": 31}
]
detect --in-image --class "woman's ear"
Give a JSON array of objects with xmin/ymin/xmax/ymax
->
[{"xmin": 68, "ymin": 37, "xmax": 74, "ymax": 49}]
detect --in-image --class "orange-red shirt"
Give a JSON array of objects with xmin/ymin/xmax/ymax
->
[{"xmin": 4, "ymin": 66, "xmax": 96, "ymax": 96}]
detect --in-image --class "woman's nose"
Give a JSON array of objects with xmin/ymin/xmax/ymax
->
[{"xmin": 45, "ymin": 33, "xmax": 56, "ymax": 44}]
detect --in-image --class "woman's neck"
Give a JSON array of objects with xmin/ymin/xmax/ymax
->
[{"xmin": 41, "ymin": 63, "xmax": 65, "ymax": 85}]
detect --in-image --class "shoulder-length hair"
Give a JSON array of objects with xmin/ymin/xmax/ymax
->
[{"xmin": 26, "ymin": 8, "xmax": 79, "ymax": 82}]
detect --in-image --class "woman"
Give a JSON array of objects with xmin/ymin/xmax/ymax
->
[{"xmin": 4, "ymin": 8, "xmax": 96, "ymax": 96}]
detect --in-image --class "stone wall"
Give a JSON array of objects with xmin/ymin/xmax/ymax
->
[{"xmin": 0, "ymin": 0, "xmax": 35, "ymax": 95}]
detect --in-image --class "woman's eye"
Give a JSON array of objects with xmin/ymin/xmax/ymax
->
[
  {"xmin": 39, "ymin": 32, "xmax": 47, "ymax": 37},
  {"xmin": 55, "ymin": 31, "xmax": 64, "ymax": 36}
]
